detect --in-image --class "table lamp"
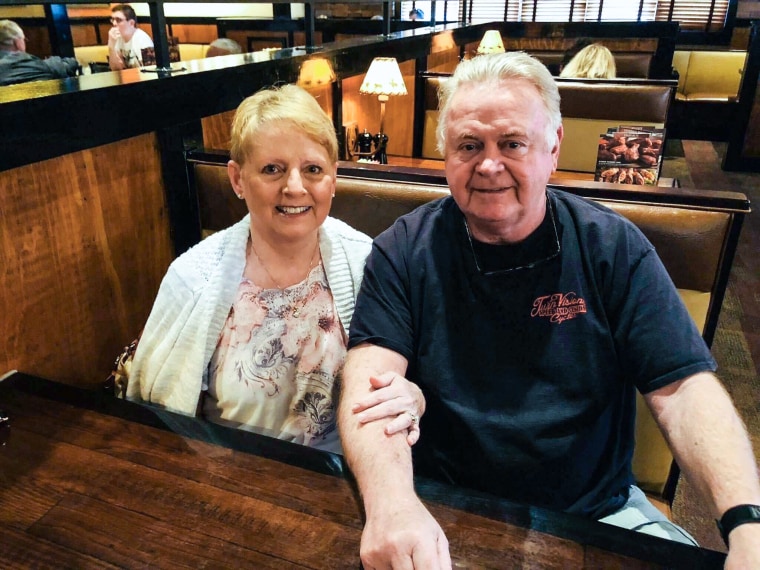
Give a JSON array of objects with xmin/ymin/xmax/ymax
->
[
  {"xmin": 297, "ymin": 58, "xmax": 336, "ymax": 87},
  {"xmin": 477, "ymin": 30, "xmax": 505, "ymax": 55},
  {"xmin": 359, "ymin": 57, "xmax": 408, "ymax": 163}
]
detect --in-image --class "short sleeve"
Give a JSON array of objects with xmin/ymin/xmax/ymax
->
[
  {"xmin": 348, "ymin": 224, "xmax": 415, "ymax": 361},
  {"xmin": 611, "ymin": 247, "xmax": 716, "ymax": 393}
]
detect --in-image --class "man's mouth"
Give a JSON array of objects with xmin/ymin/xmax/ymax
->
[{"xmin": 276, "ymin": 205, "xmax": 311, "ymax": 214}]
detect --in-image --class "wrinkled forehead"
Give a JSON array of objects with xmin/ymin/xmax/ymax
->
[{"xmin": 448, "ymin": 79, "xmax": 547, "ymax": 125}]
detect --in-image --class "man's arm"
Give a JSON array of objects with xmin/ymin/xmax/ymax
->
[
  {"xmin": 646, "ymin": 371, "xmax": 760, "ymax": 567},
  {"xmin": 338, "ymin": 342, "xmax": 451, "ymax": 569},
  {"xmin": 108, "ymin": 28, "xmax": 125, "ymax": 70}
]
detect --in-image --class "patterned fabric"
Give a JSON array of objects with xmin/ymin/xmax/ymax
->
[
  {"xmin": 127, "ymin": 215, "xmax": 371, "ymax": 420},
  {"xmin": 204, "ymin": 264, "xmax": 345, "ymax": 452}
]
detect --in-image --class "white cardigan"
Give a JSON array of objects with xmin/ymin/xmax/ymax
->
[{"xmin": 127, "ymin": 215, "xmax": 372, "ymax": 415}]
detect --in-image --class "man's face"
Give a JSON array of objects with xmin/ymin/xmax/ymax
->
[
  {"xmin": 443, "ymin": 78, "xmax": 562, "ymax": 244},
  {"xmin": 111, "ymin": 11, "xmax": 133, "ymax": 33}
]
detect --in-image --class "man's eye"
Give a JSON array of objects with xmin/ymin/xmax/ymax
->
[
  {"xmin": 459, "ymin": 142, "xmax": 478, "ymax": 152},
  {"xmin": 502, "ymin": 141, "xmax": 528, "ymax": 155}
]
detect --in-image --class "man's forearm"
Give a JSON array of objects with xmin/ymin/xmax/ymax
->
[
  {"xmin": 647, "ymin": 372, "xmax": 760, "ymax": 516},
  {"xmin": 338, "ymin": 344, "xmax": 416, "ymax": 513}
]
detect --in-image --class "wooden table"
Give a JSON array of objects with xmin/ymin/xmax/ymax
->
[{"xmin": 0, "ymin": 372, "xmax": 725, "ymax": 569}]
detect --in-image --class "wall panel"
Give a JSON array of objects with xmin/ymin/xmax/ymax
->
[{"xmin": 0, "ymin": 133, "xmax": 174, "ymax": 386}]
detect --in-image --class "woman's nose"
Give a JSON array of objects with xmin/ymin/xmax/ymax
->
[{"xmin": 283, "ymin": 170, "xmax": 307, "ymax": 193}]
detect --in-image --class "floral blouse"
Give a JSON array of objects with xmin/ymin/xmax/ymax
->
[{"xmin": 203, "ymin": 263, "xmax": 346, "ymax": 453}]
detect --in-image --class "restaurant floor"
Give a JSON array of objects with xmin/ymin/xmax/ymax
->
[{"xmin": 661, "ymin": 140, "xmax": 760, "ymax": 552}]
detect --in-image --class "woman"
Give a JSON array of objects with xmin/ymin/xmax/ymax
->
[
  {"xmin": 559, "ymin": 43, "xmax": 616, "ymax": 79},
  {"xmin": 126, "ymin": 84, "xmax": 422, "ymax": 453}
]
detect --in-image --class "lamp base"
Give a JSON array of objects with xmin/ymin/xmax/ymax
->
[{"xmin": 372, "ymin": 132, "xmax": 389, "ymax": 164}]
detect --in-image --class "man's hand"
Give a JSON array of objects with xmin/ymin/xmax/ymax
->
[
  {"xmin": 724, "ymin": 524, "xmax": 760, "ymax": 570},
  {"xmin": 107, "ymin": 26, "xmax": 120, "ymax": 48},
  {"xmin": 360, "ymin": 494, "xmax": 451, "ymax": 570},
  {"xmin": 351, "ymin": 372, "xmax": 424, "ymax": 445}
]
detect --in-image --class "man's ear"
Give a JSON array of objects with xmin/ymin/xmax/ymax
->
[{"xmin": 551, "ymin": 124, "xmax": 564, "ymax": 171}]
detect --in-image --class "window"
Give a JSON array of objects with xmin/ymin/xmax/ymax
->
[{"xmin": 462, "ymin": 0, "xmax": 729, "ymax": 31}]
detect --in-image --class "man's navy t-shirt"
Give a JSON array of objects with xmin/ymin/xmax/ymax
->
[{"xmin": 348, "ymin": 189, "xmax": 716, "ymax": 518}]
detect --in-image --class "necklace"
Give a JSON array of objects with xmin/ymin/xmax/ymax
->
[{"xmin": 248, "ymin": 238, "xmax": 321, "ymax": 317}]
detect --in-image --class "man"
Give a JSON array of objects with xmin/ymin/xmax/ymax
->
[
  {"xmin": 338, "ymin": 52, "xmax": 760, "ymax": 569},
  {"xmin": 0, "ymin": 20, "xmax": 79, "ymax": 87},
  {"xmin": 206, "ymin": 38, "xmax": 243, "ymax": 58},
  {"xmin": 108, "ymin": 4, "xmax": 153, "ymax": 70}
]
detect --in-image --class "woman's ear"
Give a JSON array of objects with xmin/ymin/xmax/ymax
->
[{"xmin": 227, "ymin": 160, "xmax": 244, "ymax": 199}]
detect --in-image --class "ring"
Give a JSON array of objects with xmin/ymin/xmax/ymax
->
[{"xmin": 407, "ymin": 411, "xmax": 419, "ymax": 425}]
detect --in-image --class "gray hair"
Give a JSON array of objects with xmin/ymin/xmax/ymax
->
[
  {"xmin": 208, "ymin": 38, "xmax": 242, "ymax": 55},
  {"xmin": 436, "ymin": 51, "xmax": 562, "ymax": 153},
  {"xmin": 0, "ymin": 20, "xmax": 23, "ymax": 47}
]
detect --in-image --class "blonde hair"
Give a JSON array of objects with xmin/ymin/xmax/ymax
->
[
  {"xmin": 436, "ymin": 51, "xmax": 562, "ymax": 153},
  {"xmin": 229, "ymin": 84, "xmax": 338, "ymax": 165},
  {"xmin": 559, "ymin": 44, "xmax": 616, "ymax": 79}
]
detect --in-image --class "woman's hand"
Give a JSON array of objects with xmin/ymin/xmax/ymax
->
[{"xmin": 351, "ymin": 372, "xmax": 425, "ymax": 446}]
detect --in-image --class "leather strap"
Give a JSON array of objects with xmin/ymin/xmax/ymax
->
[{"xmin": 716, "ymin": 504, "xmax": 760, "ymax": 546}]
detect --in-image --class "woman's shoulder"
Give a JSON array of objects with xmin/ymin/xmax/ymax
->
[
  {"xmin": 322, "ymin": 216, "xmax": 373, "ymax": 245},
  {"xmin": 169, "ymin": 217, "xmax": 248, "ymax": 281}
]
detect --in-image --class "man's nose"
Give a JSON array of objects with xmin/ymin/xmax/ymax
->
[{"xmin": 476, "ymin": 148, "xmax": 505, "ymax": 175}]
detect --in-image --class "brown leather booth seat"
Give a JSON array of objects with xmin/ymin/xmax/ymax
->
[
  {"xmin": 530, "ymin": 50, "xmax": 653, "ymax": 78},
  {"xmin": 192, "ymin": 161, "xmax": 450, "ymax": 239},
  {"xmin": 187, "ymin": 151, "xmax": 748, "ymax": 510},
  {"xmin": 672, "ymin": 50, "xmax": 747, "ymax": 102}
]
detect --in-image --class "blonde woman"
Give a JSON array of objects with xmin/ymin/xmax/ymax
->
[
  {"xmin": 559, "ymin": 43, "xmax": 616, "ymax": 79},
  {"xmin": 127, "ymin": 84, "xmax": 423, "ymax": 453}
]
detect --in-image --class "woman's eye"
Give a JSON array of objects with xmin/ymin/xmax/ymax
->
[
  {"xmin": 305, "ymin": 165, "xmax": 323, "ymax": 174},
  {"xmin": 262, "ymin": 164, "xmax": 280, "ymax": 174}
]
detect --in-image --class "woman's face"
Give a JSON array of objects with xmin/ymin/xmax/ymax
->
[{"xmin": 228, "ymin": 122, "xmax": 336, "ymax": 245}]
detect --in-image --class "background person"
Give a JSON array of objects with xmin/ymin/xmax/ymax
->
[
  {"xmin": 206, "ymin": 38, "xmax": 243, "ymax": 58},
  {"xmin": 559, "ymin": 42, "xmax": 616, "ymax": 79},
  {"xmin": 408, "ymin": 8, "xmax": 424, "ymax": 21},
  {"xmin": 0, "ymin": 19, "xmax": 79, "ymax": 86},
  {"xmin": 126, "ymin": 84, "xmax": 423, "ymax": 453},
  {"xmin": 108, "ymin": 3, "xmax": 153, "ymax": 70},
  {"xmin": 338, "ymin": 52, "xmax": 760, "ymax": 568}
]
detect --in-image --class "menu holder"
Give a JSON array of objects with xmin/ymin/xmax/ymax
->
[{"xmin": 594, "ymin": 126, "xmax": 665, "ymax": 186}]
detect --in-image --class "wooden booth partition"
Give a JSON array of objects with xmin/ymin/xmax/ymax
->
[{"xmin": 0, "ymin": 134, "xmax": 174, "ymax": 387}]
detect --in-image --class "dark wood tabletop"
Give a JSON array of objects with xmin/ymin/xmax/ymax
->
[{"xmin": 0, "ymin": 372, "xmax": 725, "ymax": 569}]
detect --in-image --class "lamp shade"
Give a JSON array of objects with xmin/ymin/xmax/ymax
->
[
  {"xmin": 359, "ymin": 57, "xmax": 408, "ymax": 97},
  {"xmin": 297, "ymin": 58, "xmax": 336, "ymax": 87},
  {"xmin": 477, "ymin": 30, "xmax": 505, "ymax": 55}
]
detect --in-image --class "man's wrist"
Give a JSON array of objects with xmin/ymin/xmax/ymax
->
[{"xmin": 716, "ymin": 504, "xmax": 760, "ymax": 547}]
